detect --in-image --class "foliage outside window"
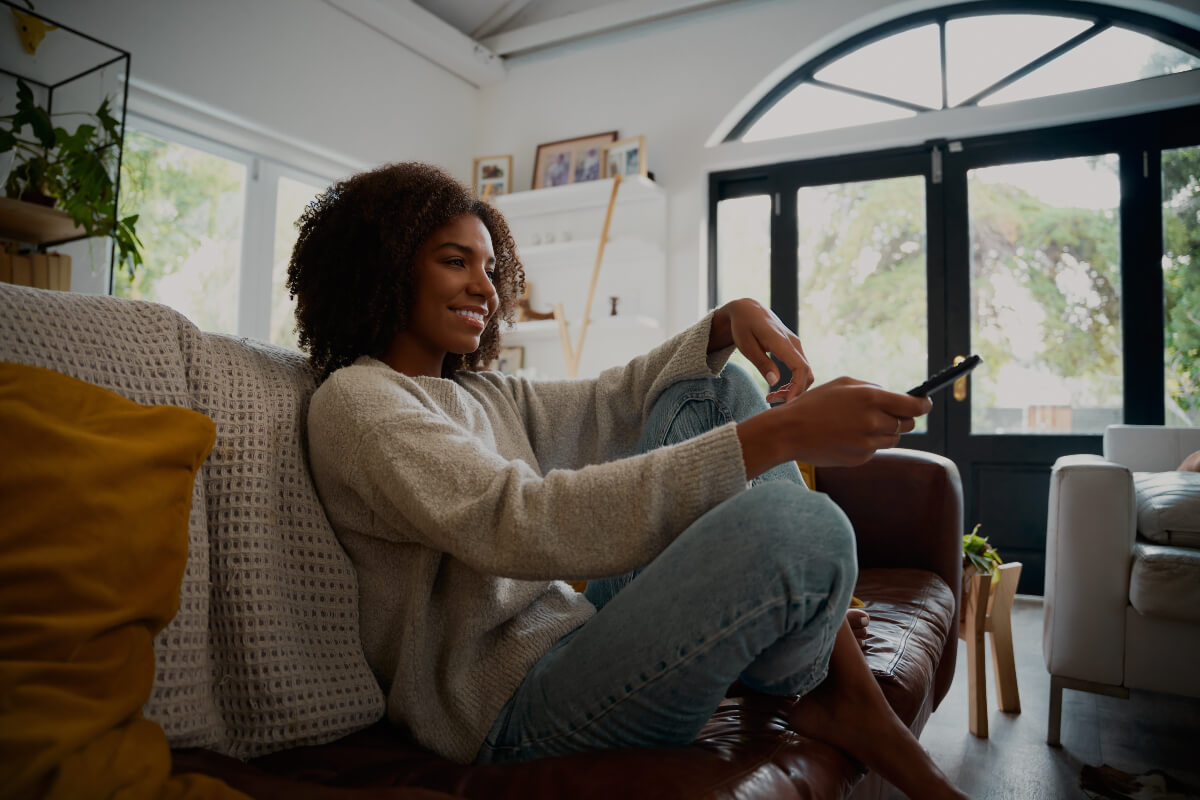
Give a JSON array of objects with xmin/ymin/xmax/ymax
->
[
  {"xmin": 1164, "ymin": 146, "xmax": 1200, "ymax": 426},
  {"xmin": 114, "ymin": 129, "xmax": 245, "ymax": 334}
]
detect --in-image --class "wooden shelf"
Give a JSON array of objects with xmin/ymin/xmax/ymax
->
[
  {"xmin": 500, "ymin": 315, "xmax": 661, "ymax": 344},
  {"xmin": 517, "ymin": 237, "xmax": 663, "ymax": 263},
  {"xmin": 0, "ymin": 197, "xmax": 85, "ymax": 246},
  {"xmin": 494, "ymin": 176, "xmax": 664, "ymax": 217}
]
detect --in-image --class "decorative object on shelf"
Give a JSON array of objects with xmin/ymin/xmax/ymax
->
[
  {"xmin": 531, "ymin": 131, "xmax": 617, "ymax": 189},
  {"xmin": 516, "ymin": 283, "xmax": 554, "ymax": 322},
  {"xmin": 495, "ymin": 346, "xmax": 525, "ymax": 375},
  {"xmin": 0, "ymin": 10, "xmax": 141, "ymax": 282},
  {"xmin": 472, "ymin": 154, "xmax": 511, "ymax": 200},
  {"xmin": 11, "ymin": 7, "xmax": 57, "ymax": 55},
  {"xmin": 0, "ymin": 250, "xmax": 71, "ymax": 290},
  {"xmin": 609, "ymin": 296, "xmax": 618, "ymax": 316},
  {"xmin": 958, "ymin": 523, "xmax": 1022, "ymax": 738},
  {"xmin": 552, "ymin": 173, "xmax": 621, "ymax": 378},
  {"xmin": 604, "ymin": 135, "xmax": 647, "ymax": 179}
]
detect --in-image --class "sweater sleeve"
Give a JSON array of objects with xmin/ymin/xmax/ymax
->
[
  {"xmin": 308, "ymin": 362, "xmax": 746, "ymax": 583},
  {"xmin": 508, "ymin": 311, "xmax": 736, "ymax": 471}
]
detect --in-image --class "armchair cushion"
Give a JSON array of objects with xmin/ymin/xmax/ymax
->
[
  {"xmin": 1130, "ymin": 543, "xmax": 1200, "ymax": 623},
  {"xmin": 1134, "ymin": 471, "xmax": 1200, "ymax": 548}
]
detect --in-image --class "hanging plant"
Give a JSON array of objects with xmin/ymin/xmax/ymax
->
[{"xmin": 0, "ymin": 77, "xmax": 143, "ymax": 277}]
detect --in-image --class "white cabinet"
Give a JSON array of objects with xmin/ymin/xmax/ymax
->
[{"xmin": 493, "ymin": 176, "xmax": 667, "ymax": 380}]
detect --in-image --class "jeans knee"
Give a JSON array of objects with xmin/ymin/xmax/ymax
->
[{"xmin": 736, "ymin": 483, "xmax": 858, "ymax": 599}]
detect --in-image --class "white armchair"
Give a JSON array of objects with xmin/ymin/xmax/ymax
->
[{"xmin": 1043, "ymin": 424, "xmax": 1200, "ymax": 745}]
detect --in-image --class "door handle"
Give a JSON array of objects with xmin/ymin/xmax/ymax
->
[{"xmin": 953, "ymin": 355, "xmax": 968, "ymax": 402}]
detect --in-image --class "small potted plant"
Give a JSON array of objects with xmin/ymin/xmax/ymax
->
[
  {"xmin": 961, "ymin": 524, "xmax": 1002, "ymax": 622},
  {"xmin": 0, "ymin": 77, "xmax": 143, "ymax": 277}
]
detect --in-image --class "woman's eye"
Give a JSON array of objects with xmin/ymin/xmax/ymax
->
[
  {"xmin": 446, "ymin": 257, "xmax": 466, "ymax": 267},
  {"xmin": 486, "ymin": 270, "xmax": 497, "ymax": 282}
]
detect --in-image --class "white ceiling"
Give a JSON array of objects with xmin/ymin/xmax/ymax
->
[{"xmin": 325, "ymin": 0, "xmax": 748, "ymax": 86}]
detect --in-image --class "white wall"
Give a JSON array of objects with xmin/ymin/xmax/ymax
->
[
  {"xmin": 476, "ymin": 0, "xmax": 1200, "ymax": 335},
  {"xmin": 19, "ymin": 0, "xmax": 483, "ymax": 293},
  {"xmin": 30, "ymin": 0, "xmax": 479, "ymax": 173}
]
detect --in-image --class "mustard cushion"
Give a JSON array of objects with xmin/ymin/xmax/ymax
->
[{"xmin": 0, "ymin": 362, "xmax": 246, "ymax": 799}]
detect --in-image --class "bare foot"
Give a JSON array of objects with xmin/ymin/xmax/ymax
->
[
  {"xmin": 790, "ymin": 621, "xmax": 970, "ymax": 800},
  {"xmin": 847, "ymin": 608, "xmax": 869, "ymax": 647}
]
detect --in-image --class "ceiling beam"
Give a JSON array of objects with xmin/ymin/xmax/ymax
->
[
  {"xmin": 470, "ymin": 0, "xmax": 537, "ymax": 40},
  {"xmin": 480, "ymin": 0, "xmax": 744, "ymax": 57},
  {"xmin": 325, "ymin": 0, "xmax": 505, "ymax": 88}
]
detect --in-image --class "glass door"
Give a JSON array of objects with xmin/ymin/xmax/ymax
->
[
  {"xmin": 794, "ymin": 176, "xmax": 929, "ymax": 430},
  {"xmin": 710, "ymin": 104, "xmax": 1200, "ymax": 596},
  {"xmin": 946, "ymin": 148, "xmax": 1127, "ymax": 593},
  {"xmin": 967, "ymin": 155, "xmax": 1123, "ymax": 436}
]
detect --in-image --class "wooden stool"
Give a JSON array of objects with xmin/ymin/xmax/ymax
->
[{"xmin": 959, "ymin": 561, "xmax": 1022, "ymax": 737}]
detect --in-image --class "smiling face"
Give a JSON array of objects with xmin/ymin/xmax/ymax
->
[{"xmin": 384, "ymin": 214, "xmax": 499, "ymax": 378}]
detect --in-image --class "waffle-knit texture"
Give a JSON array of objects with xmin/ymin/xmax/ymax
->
[
  {"xmin": 306, "ymin": 314, "xmax": 749, "ymax": 764},
  {"xmin": 0, "ymin": 283, "xmax": 385, "ymax": 757}
]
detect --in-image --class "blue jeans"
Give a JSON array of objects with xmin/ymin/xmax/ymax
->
[{"xmin": 474, "ymin": 365, "xmax": 858, "ymax": 764}]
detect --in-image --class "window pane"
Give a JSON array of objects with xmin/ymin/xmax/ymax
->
[
  {"xmin": 270, "ymin": 176, "xmax": 324, "ymax": 350},
  {"xmin": 716, "ymin": 194, "xmax": 771, "ymax": 389},
  {"xmin": 115, "ymin": 129, "xmax": 246, "ymax": 334},
  {"xmin": 946, "ymin": 14, "xmax": 1092, "ymax": 106},
  {"xmin": 968, "ymin": 156, "xmax": 1122, "ymax": 434},
  {"xmin": 814, "ymin": 24, "xmax": 942, "ymax": 109},
  {"xmin": 743, "ymin": 83, "xmax": 914, "ymax": 142},
  {"xmin": 796, "ymin": 177, "xmax": 928, "ymax": 430},
  {"xmin": 1163, "ymin": 145, "xmax": 1200, "ymax": 426},
  {"xmin": 983, "ymin": 27, "xmax": 1200, "ymax": 106}
]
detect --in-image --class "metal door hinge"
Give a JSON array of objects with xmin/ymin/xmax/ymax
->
[
  {"xmin": 932, "ymin": 146, "xmax": 943, "ymax": 184},
  {"xmin": 774, "ymin": 192, "xmax": 780, "ymax": 216}
]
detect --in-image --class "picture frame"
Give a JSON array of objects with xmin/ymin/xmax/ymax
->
[
  {"xmin": 496, "ymin": 346, "xmax": 525, "ymax": 375},
  {"xmin": 473, "ymin": 154, "xmax": 513, "ymax": 199},
  {"xmin": 531, "ymin": 131, "xmax": 617, "ymax": 189},
  {"xmin": 603, "ymin": 135, "xmax": 647, "ymax": 179}
]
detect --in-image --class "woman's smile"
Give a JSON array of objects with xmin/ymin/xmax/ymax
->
[{"xmin": 452, "ymin": 305, "xmax": 488, "ymax": 330}]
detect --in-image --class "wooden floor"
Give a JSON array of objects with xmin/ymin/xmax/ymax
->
[{"xmin": 889, "ymin": 597, "xmax": 1200, "ymax": 799}]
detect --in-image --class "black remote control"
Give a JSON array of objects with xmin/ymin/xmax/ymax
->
[{"xmin": 907, "ymin": 355, "xmax": 982, "ymax": 397}]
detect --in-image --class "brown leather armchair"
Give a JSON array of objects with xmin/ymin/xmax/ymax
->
[{"xmin": 174, "ymin": 448, "xmax": 963, "ymax": 800}]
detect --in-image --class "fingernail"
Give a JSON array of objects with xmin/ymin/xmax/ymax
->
[{"xmin": 766, "ymin": 371, "xmax": 778, "ymax": 385}]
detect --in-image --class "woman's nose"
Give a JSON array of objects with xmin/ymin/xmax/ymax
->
[{"xmin": 471, "ymin": 265, "xmax": 497, "ymax": 300}]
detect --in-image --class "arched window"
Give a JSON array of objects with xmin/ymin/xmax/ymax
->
[{"xmin": 725, "ymin": 2, "xmax": 1200, "ymax": 143}]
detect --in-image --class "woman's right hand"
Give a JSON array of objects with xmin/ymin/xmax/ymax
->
[{"xmin": 736, "ymin": 377, "xmax": 932, "ymax": 478}]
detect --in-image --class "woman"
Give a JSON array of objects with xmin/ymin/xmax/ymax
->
[{"xmin": 288, "ymin": 162, "xmax": 967, "ymax": 800}]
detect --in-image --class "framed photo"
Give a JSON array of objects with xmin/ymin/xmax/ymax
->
[
  {"xmin": 604, "ymin": 135, "xmax": 647, "ymax": 179},
  {"xmin": 473, "ymin": 154, "xmax": 513, "ymax": 199},
  {"xmin": 495, "ymin": 346, "xmax": 525, "ymax": 375},
  {"xmin": 532, "ymin": 131, "xmax": 617, "ymax": 189}
]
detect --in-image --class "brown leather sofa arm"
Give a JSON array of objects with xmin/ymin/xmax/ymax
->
[{"xmin": 816, "ymin": 447, "xmax": 963, "ymax": 708}]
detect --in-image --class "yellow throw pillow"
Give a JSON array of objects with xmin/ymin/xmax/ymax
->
[{"xmin": 0, "ymin": 362, "xmax": 246, "ymax": 800}]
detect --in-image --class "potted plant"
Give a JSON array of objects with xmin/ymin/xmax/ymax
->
[
  {"xmin": 0, "ymin": 77, "xmax": 143, "ymax": 276},
  {"xmin": 961, "ymin": 523, "xmax": 1002, "ymax": 623}
]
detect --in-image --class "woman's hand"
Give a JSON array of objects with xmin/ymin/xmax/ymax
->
[
  {"xmin": 710, "ymin": 298, "xmax": 813, "ymax": 401},
  {"xmin": 736, "ymin": 377, "xmax": 932, "ymax": 478}
]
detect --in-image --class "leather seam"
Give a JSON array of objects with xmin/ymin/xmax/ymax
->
[{"xmin": 883, "ymin": 577, "xmax": 931, "ymax": 677}]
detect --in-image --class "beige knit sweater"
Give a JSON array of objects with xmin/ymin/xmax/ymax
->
[{"xmin": 306, "ymin": 313, "xmax": 748, "ymax": 764}]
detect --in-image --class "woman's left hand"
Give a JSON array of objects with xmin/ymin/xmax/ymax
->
[{"xmin": 712, "ymin": 298, "xmax": 814, "ymax": 402}]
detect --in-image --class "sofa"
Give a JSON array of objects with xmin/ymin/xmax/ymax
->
[
  {"xmin": 1043, "ymin": 424, "xmax": 1200, "ymax": 746},
  {"xmin": 0, "ymin": 282, "xmax": 963, "ymax": 800}
]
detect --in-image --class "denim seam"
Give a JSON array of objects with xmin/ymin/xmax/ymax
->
[
  {"xmin": 491, "ymin": 590, "xmax": 828, "ymax": 755},
  {"xmin": 784, "ymin": 591, "xmax": 837, "ymax": 696},
  {"xmin": 652, "ymin": 390, "xmax": 733, "ymax": 450}
]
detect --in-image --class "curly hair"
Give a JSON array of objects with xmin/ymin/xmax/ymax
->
[{"xmin": 287, "ymin": 162, "xmax": 524, "ymax": 382}]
